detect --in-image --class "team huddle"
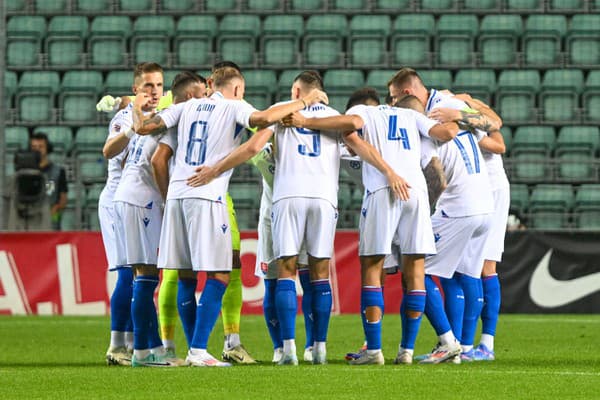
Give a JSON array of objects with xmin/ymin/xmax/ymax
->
[{"xmin": 99, "ymin": 61, "xmax": 508, "ymax": 367}]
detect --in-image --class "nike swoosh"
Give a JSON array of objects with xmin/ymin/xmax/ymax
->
[{"xmin": 529, "ymin": 249, "xmax": 600, "ymax": 308}]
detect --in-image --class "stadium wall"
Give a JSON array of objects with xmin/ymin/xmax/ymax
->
[{"xmin": 0, "ymin": 231, "xmax": 599, "ymax": 315}]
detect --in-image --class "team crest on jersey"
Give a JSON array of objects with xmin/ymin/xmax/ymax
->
[
  {"xmin": 434, "ymin": 233, "xmax": 441, "ymax": 243},
  {"xmin": 334, "ymin": 212, "xmax": 338, "ymax": 220},
  {"xmin": 217, "ymin": 196, "xmax": 222, "ymax": 203},
  {"xmin": 260, "ymin": 262, "xmax": 268, "ymax": 274},
  {"xmin": 145, "ymin": 201, "xmax": 153, "ymax": 210},
  {"xmin": 361, "ymin": 208, "xmax": 367, "ymax": 217},
  {"xmin": 349, "ymin": 161, "xmax": 361, "ymax": 170},
  {"xmin": 143, "ymin": 217, "xmax": 150, "ymax": 227},
  {"xmin": 221, "ymin": 224, "xmax": 228, "ymax": 233}
]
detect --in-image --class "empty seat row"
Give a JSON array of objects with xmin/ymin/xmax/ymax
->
[
  {"xmin": 6, "ymin": 0, "xmax": 596, "ymax": 16},
  {"xmin": 500, "ymin": 126, "xmax": 600, "ymax": 156}
]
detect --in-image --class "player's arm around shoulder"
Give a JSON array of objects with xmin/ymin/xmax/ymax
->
[
  {"xmin": 283, "ymin": 111, "xmax": 363, "ymax": 134},
  {"xmin": 248, "ymin": 88, "xmax": 329, "ymax": 128},
  {"xmin": 478, "ymin": 130, "xmax": 506, "ymax": 154}
]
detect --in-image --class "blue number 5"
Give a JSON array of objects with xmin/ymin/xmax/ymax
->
[
  {"xmin": 185, "ymin": 120, "xmax": 208, "ymax": 166},
  {"xmin": 296, "ymin": 127, "xmax": 321, "ymax": 157},
  {"xmin": 387, "ymin": 115, "xmax": 411, "ymax": 149}
]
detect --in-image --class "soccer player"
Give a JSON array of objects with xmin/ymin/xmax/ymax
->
[
  {"xmin": 104, "ymin": 62, "xmax": 182, "ymax": 367},
  {"xmin": 132, "ymin": 66, "xmax": 328, "ymax": 367},
  {"xmin": 285, "ymin": 87, "xmax": 458, "ymax": 365},
  {"xmin": 389, "ymin": 68, "xmax": 494, "ymax": 364}
]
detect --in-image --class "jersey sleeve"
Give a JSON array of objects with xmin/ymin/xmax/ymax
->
[
  {"xmin": 159, "ymin": 102, "xmax": 185, "ymax": 129},
  {"xmin": 159, "ymin": 127, "xmax": 178, "ymax": 152},
  {"xmin": 234, "ymin": 100, "xmax": 258, "ymax": 128},
  {"xmin": 107, "ymin": 110, "xmax": 133, "ymax": 140},
  {"xmin": 420, "ymin": 137, "xmax": 439, "ymax": 169},
  {"xmin": 433, "ymin": 96, "xmax": 469, "ymax": 110},
  {"xmin": 413, "ymin": 110, "xmax": 439, "ymax": 138}
]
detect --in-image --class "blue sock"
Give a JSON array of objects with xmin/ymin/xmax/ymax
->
[
  {"xmin": 400, "ymin": 295, "xmax": 407, "ymax": 348},
  {"xmin": 361, "ymin": 287, "xmax": 383, "ymax": 350},
  {"xmin": 459, "ymin": 274, "xmax": 484, "ymax": 347},
  {"xmin": 401, "ymin": 290, "xmax": 426, "ymax": 350},
  {"xmin": 131, "ymin": 275, "xmax": 159, "ymax": 350},
  {"xmin": 311, "ymin": 280, "xmax": 332, "ymax": 343},
  {"xmin": 275, "ymin": 279, "xmax": 297, "ymax": 341},
  {"xmin": 190, "ymin": 278, "xmax": 227, "ymax": 349},
  {"xmin": 481, "ymin": 274, "xmax": 501, "ymax": 336},
  {"xmin": 424, "ymin": 275, "xmax": 452, "ymax": 336},
  {"xmin": 440, "ymin": 274, "xmax": 465, "ymax": 342},
  {"xmin": 110, "ymin": 267, "xmax": 133, "ymax": 332},
  {"xmin": 299, "ymin": 269, "xmax": 314, "ymax": 348},
  {"xmin": 147, "ymin": 301, "xmax": 163, "ymax": 349},
  {"xmin": 263, "ymin": 279, "xmax": 282, "ymax": 349},
  {"xmin": 177, "ymin": 278, "xmax": 197, "ymax": 346}
]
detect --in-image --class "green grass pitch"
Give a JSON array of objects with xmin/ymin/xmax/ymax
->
[{"xmin": 0, "ymin": 314, "xmax": 598, "ymax": 399}]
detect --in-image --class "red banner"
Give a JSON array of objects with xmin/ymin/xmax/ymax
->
[{"xmin": 0, "ymin": 231, "xmax": 405, "ymax": 315}]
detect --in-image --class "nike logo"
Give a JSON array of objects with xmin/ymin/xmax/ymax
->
[{"xmin": 529, "ymin": 249, "xmax": 600, "ymax": 308}]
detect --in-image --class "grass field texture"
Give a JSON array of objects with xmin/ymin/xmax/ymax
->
[{"xmin": 0, "ymin": 314, "xmax": 598, "ymax": 399}]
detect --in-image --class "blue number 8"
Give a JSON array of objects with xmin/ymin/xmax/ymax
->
[
  {"xmin": 387, "ymin": 115, "xmax": 411, "ymax": 149},
  {"xmin": 296, "ymin": 127, "xmax": 321, "ymax": 157},
  {"xmin": 185, "ymin": 121, "xmax": 208, "ymax": 166}
]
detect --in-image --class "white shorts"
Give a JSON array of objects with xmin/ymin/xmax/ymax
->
[
  {"xmin": 98, "ymin": 203, "xmax": 119, "ymax": 270},
  {"xmin": 359, "ymin": 188, "xmax": 436, "ymax": 257},
  {"xmin": 255, "ymin": 184, "xmax": 275, "ymax": 277},
  {"xmin": 482, "ymin": 187, "xmax": 510, "ymax": 262},
  {"xmin": 272, "ymin": 197, "xmax": 337, "ymax": 260},
  {"xmin": 113, "ymin": 201, "xmax": 162, "ymax": 266},
  {"xmin": 158, "ymin": 198, "xmax": 232, "ymax": 272},
  {"xmin": 425, "ymin": 211, "xmax": 492, "ymax": 279}
]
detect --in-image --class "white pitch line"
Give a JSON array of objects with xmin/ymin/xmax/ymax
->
[{"xmin": 506, "ymin": 317, "xmax": 600, "ymax": 324}]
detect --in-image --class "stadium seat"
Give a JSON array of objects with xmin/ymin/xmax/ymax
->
[
  {"xmin": 509, "ymin": 183, "xmax": 529, "ymax": 215},
  {"xmin": 462, "ymin": 0, "xmax": 501, "ymax": 12},
  {"xmin": 173, "ymin": 16, "xmax": 216, "ymax": 69},
  {"xmin": 5, "ymin": 70, "xmax": 17, "ymax": 108},
  {"xmin": 391, "ymin": 14, "xmax": 434, "ymax": 67},
  {"xmin": 45, "ymin": 16, "xmax": 89, "ymax": 68},
  {"xmin": 332, "ymin": 0, "xmax": 369, "ymax": 13},
  {"xmin": 243, "ymin": 70, "xmax": 277, "ymax": 110},
  {"xmin": 500, "ymin": 126, "xmax": 513, "ymax": 156},
  {"xmin": 512, "ymin": 126, "xmax": 555, "ymax": 156},
  {"xmin": 338, "ymin": 184, "xmax": 353, "ymax": 209},
  {"xmin": 436, "ymin": 15, "xmax": 479, "ymax": 67},
  {"xmin": 583, "ymin": 71, "xmax": 600, "ymax": 123},
  {"xmin": 496, "ymin": 70, "xmax": 540, "ymax": 124},
  {"xmin": 529, "ymin": 184, "xmax": 574, "ymax": 229},
  {"xmin": 566, "ymin": 14, "xmax": 600, "ymax": 68},
  {"xmin": 512, "ymin": 153, "xmax": 551, "ymax": 182},
  {"xmin": 160, "ymin": 0, "xmax": 198, "ymax": 12},
  {"xmin": 505, "ymin": 0, "xmax": 544, "ymax": 11},
  {"xmin": 348, "ymin": 15, "xmax": 390, "ymax": 68},
  {"xmin": 478, "ymin": 15, "xmax": 523, "ymax": 67},
  {"xmin": 34, "ymin": 0, "xmax": 68, "ymax": 14},
  {"xmin": 304, "ymin": 15, "xmax": 347, "ymax": 68},
  {"xmin": 420, "ymin": 0, "xmax": 458, "ymax": 12},
  {"xmin": 131, "ymin": 16, "xmax": 175, "ymax": 67},
  {"xmin": 548, "ymin": 0, "xmax": 585, "ymax": 12},
  {"xmin": 575, "ymin": 210, "xmax": 600, "ymax": 230},
  {"xmin": 104, "ymin": 71, "xmax": 133, "ymax": 97},
  {"xmin": 85, "ymin": 207, "xmax": 101, "ymax": 230},
  {"xmin": 557, "ymin": 153, "xmax": 596, "ymax": 182},
  {"xmin": 324, "ymin": 70, "xmax": 365, "ymax": 94},
  {"xmin": 205, "ymin": 0, "xmax": 241, "ymax": 12},
  {"xmin": 73, "ymin": 126, "xmax": 108, "ymax": 154},
  {"xmin": 276, "ymin": 70, "xmax": 303, "ymax": 101},
  {"xmin": 217, "ymin": 15, "xmax": 261, "ymax": 68},
  {"xmin": 290, "ymin": 0, "xmax": 328, "ymax": 12},
  {"xmin": 89, "ymin": 16, "xmax": 132, "ymax": 68},
  {"xmin": 419, "ymin": 70, "xmax": 453, "ymax": 91},
  {"xmin": 246, "ymin": 0, "xmax": 284, "ymax": 13},
  {"xmin": 33, "ymin": 126, "xmax": 73, "ymax": 155},
  {"xmin": 452, "ymin": 69, "xmax": 496, "ymax": 104},
  {"xmin": 365, "ymin": 70, "xmax": 396, "ymax": 98},
  {"xmin": 373, "ymin": 0, "xmax": 413, "ymax": 11},
  {"xmin": 574, "ymin": 184, "xmax": 600, "ymax": 210},
  {"xmin": 234, "ymin": 208, "xmax": 258, "ymax": 230},
  {"xmin": 555, "ymin": 126, "xmax": 600, "ymax": 156},
  {"xmin": 6, "ymin": 16, "xmax": 45, "ymax": 67},
  {"xmin": 85, "ymin": 183, "xmax": 104, "ymax": 207},
  {"xmin": 61, "ymin": 207, "xmax": 81, "ymax": 231},
  {"xmin": 76, "ymin": 155, "xmax": 108, "ymax": 184},
  {"xmin": 118, "ymin": 0, "xmax": 156, "ymax": 13},
  {"xmin": 74, "ymin": 0, "xmax": 114, "ymax": 13},
  {"xmin": 522, "ymin": 15, "xmax": 567, "ymax": 67},
  {"xmin": 539, "ymin": 69, "xmax": 584, "ymax": 124},
  {"xmin": 6, "ymin": 0, "xmax": 27, "ymax": 13},
  {"xmin": 228, "ymin": 183, "xmax": 261, "ymax": 209},
  {"xmin": 17, "ymin": 71, "xmax": 60, "ymax": 124},
  {"xmin": 5, "ymin": 127, "xmax": 30, "ymax": 152},
  {"xmin": 260, "ymin": 15, "xmax": 303, "ymax": 68}
]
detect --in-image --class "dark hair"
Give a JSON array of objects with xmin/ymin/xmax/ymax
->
[
  {"xmin": 387, "ymin": 67, "xmax": 424, "ymax": 90},
  {"xmin": 346, "ymin": 87, "xmax": 380, "ymax": 110},
  {"xmin": 30, "ymin": 132, "xmax": 53, "ymax": 153},
  {"xmin": 384, "ymin": 94, "xmax": 394, "ymax": 106},
  {"xmin": 171, "ymin": 71, "xmax": 205, "ymax": 100},
  {"xmin": 293, "ymin": 70, "xmax": 324, "ymax": 91},
  {"xmin": 212, "ymin": 61, "xmax": 242, "ymax": 73},
  {"xmin": 133, "ymin": 62, "xmax": 164, "ymax": 82}
]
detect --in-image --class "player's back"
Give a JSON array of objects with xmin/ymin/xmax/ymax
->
[{"xmin": 273, "ymin": 102, "xmax": 341, "ymax": 207}]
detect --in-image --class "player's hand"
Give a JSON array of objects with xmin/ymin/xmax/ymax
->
[
  {"xmin": 438, "ymin": 89, "xmax": 455, "ymax": 97},
  {"xmin": 302, "ymin": 89, "xmax": 329, "ymax": 106},
  {"xmin": 96, "ymin": 95, "xmax": 122, "ymax": 112},
  {"xmin": 133, "ymin": 92, "xmax": 150, "ymax": 109},
  {"xmin": 186, "ymin": 165, "xmax": 218, "ymax": 187},
  {"xmin": 387, "ymin": 172, "xmax": 411, "ymax": 201},
  {"xmin": 428, "ymin": 108, "xmax": 462, "ymax": 124},
  {"xmin": 453, "ymin": 93, "xmax": 473, "ymax": 103},
  {"xmin": 282, "ymin": 112, "xmax": 306, "ymax": 128}
]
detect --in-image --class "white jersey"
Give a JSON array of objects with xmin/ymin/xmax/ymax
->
[
  {"xmin": 160, "ymin": 92, "xmax": 256, "ymax": 201},
  {"xmin": 477, "ymin": 132, "xmax": 510, "ymax": 191},
  {"xmin": 420, "ymin": 136, "xmax": 439, "ymax": 169},
  {"xmin": 346, "ymin": 104, "xmax": 438, "ymax": 193},
  {"xmin": 272, "ymin": 102, "xmax": 341, "ymax": 207},
  {"xmin": 426, "ymin": 91, "xmax": 494, "ymax": 217},
  {"xmin": 99, "ymin": 105, "xmax": 131, "ymax": 206}
]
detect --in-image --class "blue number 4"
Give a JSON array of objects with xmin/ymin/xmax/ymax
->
[
  {"xmin": 387, "ymin": 115, "xmax": 410, "ymax": 149},
  {"xmin": 296, "ymin": 127, "xmax": 321, "ymax": 157},
  {"xmin": 185, "ymin": 120, "xmax": 208, "ymax": 166}
]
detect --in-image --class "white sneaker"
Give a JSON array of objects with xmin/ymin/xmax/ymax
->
[
  {"xmin": 312, "ymin": 348, "xmax": 326, "ymax": 365},
  {"xmin": 277, "ymin": 352, "xmax": 299, "ymax": 366},
  {"xmin": 186, "ymin": 350, "xmax": 231, "ymax": 367},
  {"xmin": 106, "ymin": 346, "xmax": 132, "ymax": 366},
  {"xmin": 131, "ymin": 353, "xmax": 179, "ymax": 367},
  {"xmin": 303, "ymin": 346, "xmax": 313, "ymax": 362},
  {"xmin": 419, "ymin": 341, "xmax": 462, "ymax": 364},
  {"xmin": 272, "ymin": 348, "xmax": 284, "ymax": 363},
  {"xmin": 348, "ymin": 350, "xmax": 385, "ymax": 365},
  {"xmin": 393, "ymin": 350, "xmax": 413, "ymax": 365}
]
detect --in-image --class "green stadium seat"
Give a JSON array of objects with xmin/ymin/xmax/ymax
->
[
  {"xmin": 555, "ymin": 126, "xmax": 600, "ymax": 156},
  {"xmin": 85, "ymin": 207, "xmax": 101, "ymax": 231},
  {"xmin": 463, "ymin": 0, "xmax": 501, "ymax": 12},
  {"xmin": 548, "ymin": 0, "xmax": 584, "ymax": 12},
  {"xmin": 435, "ymin": 15, "xmax": 479, "ymax": 67},
  {"xmin": 74, "ymin": 0, "xmax": 114, "ymax": 13},
  {"xmin": 539, "ymin": 69, "xmax": 584, "ymax": 124},
  {"xmin": 575, "ymin": 184, "xmax": 600, "ymax": 210},
  {"xmin": 246, "ymin": 0, "xmax": 284, "ymax": 13},
  {"xmin": 33, "ymin": 126, "xmax": 73, "ymax": 155},
  {"xmin": 104, "ymin": 71, "xmax": 133, "ymax": 97},
  {"xmin": 522, "ymin": 15, "xmax": 567, "ymax": 67},
  {"xmin": 452, "ymin": 69, "xmax": 496, "ymax": 104},
  {"xmin": 244, "ymin": 70, "xmax": 277, "ymax": 110},
  {"xmin": 218, "ymin": 15, "xmax": 261, "ymax": 68},
  {"xmin": 62, "ymin": 71, "xmax": 103, "ymax": 93},
  {"xmin": 131, "ymin": 16, "xmax": 175, "ymax": 66},
  {"xmin": 5, "ymin": 70, "xmax": 17, "ymax": 107},
  {"xmin": 77, "ymin": 155, "xmax": 108, "ymax": 183},
  {"xmin": 118, "ymin": 0, "xmax": 155, "ymax": 13},
  {"xmin": 61, "ymin": 95, "xmax": 99, "ymax": 124},
  {"xmin": 205, "ymin": 0, "xmax": 241, "ymax": 12},
  {"xmin": 173, "ymin": 16, "xmax": 217, "ymax": 69},
  {"xmin": 365, "ymin": 70, "xmax": 396, "ymax": 98},
  {"xmin": 420, "ymin": 0, "xmax": 458, "ymax": 11},
  {"xmin": 304, "ymin": 15, "xmax": 347, "ymax": 68},
  {"xmin": 89, "ymin": 16, "xmax": 132, "ymax": 67},
  {"xmin": 6, "ymin": 0, "xmax": 27, "ymax": 14},
  {"xmin": 17, "ymin": 71, "xmax": 60, "ymax": 124},
  {"xmin": 575, "ymin": 210, "xmax": 600, "ymax": 230},
  {"xmin": 500, "ymin": 126, "xmax": 513, "ymax": 155},
  {"xmin": 290, "ymin": 0, "xmax": 328, "ymax": 12},
  {"xmin": 234, "ymin": 208, "xmax": 258, "ymax": 230},
  {"xmin": 348, "ymin": 15, "xmax": 391, "ymax": 68},
  {"xmin": 323, "ymin": 70, "xmax": 365, "ymax": 94},
  {"xmin": 496, "ymin": 70, "xmax": 540, "ymax": 124},
  {"xmin": 46, "ymin": 16, "xmax": 89, "ymax": 68},
  {"xmin": 61, "ymin": 208, "xmax": 81, "ymax": 231},
  {"xmin": 505, "ymin": 0, "xmax": 544, "ymax": 11},
  {"xmin": 583, "ymin": 71, "xmax": 600, "ymax": 123},
  {"xmin": 373, "ymin": 0, "xmax": 413, "ymax": 11},
  {"xmin": 338, "ymin": 184, "xmax": 353, "ymax": 209},
  {"xmin": 74, "ymin": 126, "xmax": 108, "ymax": 154},
  {"xmin": 327, "ymin": 94, "xmax": 350, "ymax": 113},
  {"xmin": 261, "ymin": 15, "xmax": 303, "ymax": 68},
  {"xmin": 160, "ymin": 0, "xmax": 198, "ymax": 12},
  {"xmin": 86, "ymin": 184, "xmax": 104, "ymax": 207},
  {"xmin": 512, "ymin": 153, "xmax": 551, "ymax": 182},
  {"xmin": 557, "ymin": 153, "xmax": 596, "ymax": 182},
  {"xmin": 566, "ymin": 15, "xmax": 600, "ymax": 68},
  {"xmin": 509, "ymin": 183, "xmax": 529, "ymax": 215},
  {"xmin": 419, "ymin": 70, "xmax": 453, "ymax": 91},
  {"xmin": 228, "ymin": 183, "xmax": 261, "ymax": 209},
  {"xmin": 332, "ymin": 0, "xmax": 369, "ymax": 12},
  {"xmin": 478, "ymin": 15, "xmax": 522, "ymax": 67},
  {"xmin": 529, "ymin": 184, "xmax": 574, "ymax": 229},
  {"xmin": 5, "ymin": 127, "xmax": 30, "ymax": 152},
  {"xmin": 276, "ymin": 70, "xmax": 303, "ymax": 100},
  {"xmin": 512, "ymin": 126, "xmax": 555, "ymax": 156},
  {"xmin": 391, "ymin": 15, "xmax": 434, "ymax": 67},
  {"xmin": 7, "ymin": 16, "xmax": 45, "ymax": 67},
  {"xmin": 529, "ymin": 211, "xmax": 569, "ymax": 229},
  {"xmin": 34, "ymin": 0, "xmax": 68, "ymax": 14}
]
